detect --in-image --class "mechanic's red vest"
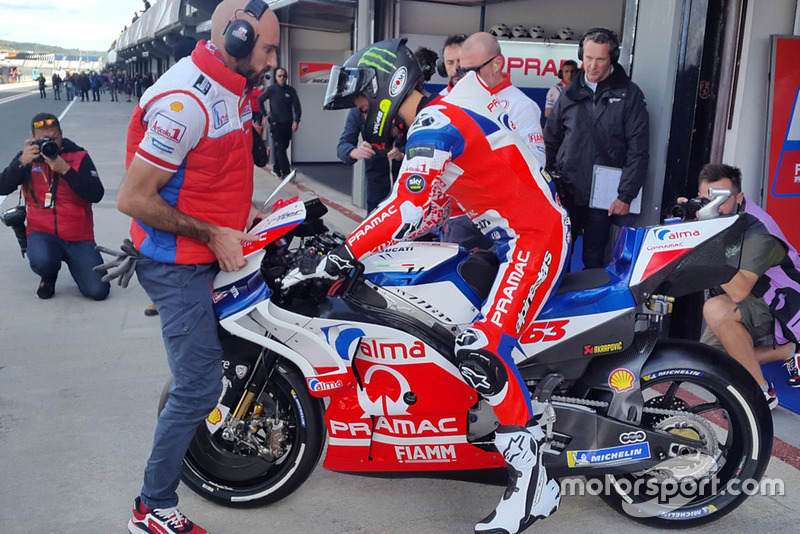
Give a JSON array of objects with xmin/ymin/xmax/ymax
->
[
  {"xmin": 25, "ymin": 150, "xmax": 94, "ymax": 241},
  {"xmin": 125, "ymin": 41, "xmax": 253, "ymax": 264}
]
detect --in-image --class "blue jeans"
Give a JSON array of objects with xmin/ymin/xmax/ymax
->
[
  {"xmin": 26, "ymin": 231, "xmax": 109, "ymax": 300},
  {"xmin": 136, "ymin": 258, "xmax": 223, "ymax": 509}
]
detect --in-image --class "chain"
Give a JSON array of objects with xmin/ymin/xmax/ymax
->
[{"xmin": 551, "ymin": 394, "xmax": 696, "ymax": 418}]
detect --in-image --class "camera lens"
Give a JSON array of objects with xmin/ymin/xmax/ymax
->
[{"xmin": 40, "ymin": 140, "xmax": 60, "ymax": 159}]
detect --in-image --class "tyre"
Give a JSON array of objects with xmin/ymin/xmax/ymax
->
[
  {"xmin": 158, "ymin": 362, "xmax": 325, "ymax": 506},
  {"xmin": 598, "ymin": 340, "xmax": 773, "ymax": 527}
]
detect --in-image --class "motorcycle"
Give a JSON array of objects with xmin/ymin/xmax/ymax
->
[{"xmin": 159, "ymin": 186, "xmax": 772, "ymax": 527}]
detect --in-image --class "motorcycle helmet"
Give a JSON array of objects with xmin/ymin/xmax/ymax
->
[
  {"xmin": 553, "ymin": 27, "xmax": 574, "ymax": 40},
  {"xmin": 323, "ymin": 38, "xmax": 422, "ymax": 150},
  {"xmin": 488, "ymin": 23, "xmax": 511, "ymax": 38},
  {"xmin": 528, "ymin": 25, "xmax": 545, "ymax": 39},
  {"xmin": 511, "ymin": 25, "xmax": 529, "ymax": 38}
]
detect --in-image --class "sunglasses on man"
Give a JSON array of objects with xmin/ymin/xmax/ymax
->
[
  {"xmin": 32, "ymin": 118, "xmax": 58, "ymax": 129},
  {"xmin": 455, "ymin": 55, "xmax": 498, "ymax": 78}
]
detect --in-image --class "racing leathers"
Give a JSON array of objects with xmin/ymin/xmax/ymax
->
[
  {"xmin": 494, "ymin": 75, "xmax": 545, "ymax": 160},
  {"xmin": 441, "ymin": 75, "xmax": 545, "ymax": 250},
  {"xmin": 343, "ymin": 71, "xmax": 570, "ymax": 426}
]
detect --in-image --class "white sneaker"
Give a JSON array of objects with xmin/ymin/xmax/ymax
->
[
  {"xmin": 764, "ymin": 383, "xmax": 778, "ymax": 411},
  {"xmin": 784, "ymin": 352, "xmax": 800, "ymax": 388}
]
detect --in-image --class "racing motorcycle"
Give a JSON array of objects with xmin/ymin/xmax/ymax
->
[{"xmin": 159, "ymin": 186, "xmax": 772, "ymax": 527}]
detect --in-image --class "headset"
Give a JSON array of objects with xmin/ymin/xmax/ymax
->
[
  {"xmin": 223, "ymin": 0, "xmax": 270, "ymax": 58},
  {"xmin": 435, "ymin": 34, "xmax": 468, "ymax": 78},
  {"xmin": 577, "ymin": 27, "xmax": 620, "ymax": 64}
]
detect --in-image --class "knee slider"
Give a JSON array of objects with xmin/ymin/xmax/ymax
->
[{"xmin": 455, "ymin": 347, "xmax": 508, "ymax": 398}]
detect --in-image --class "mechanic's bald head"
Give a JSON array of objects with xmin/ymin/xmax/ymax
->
[
  {"xmin": 209, "ymin": 0, "xmax": 279, "ymax": 86},
  {"xmin": 460, "ymin": 32, "xmax": 504, "ymax": 88},
  {"xmin": 461, "ymin": 32, "xmax": 502, "ymax": 59}
]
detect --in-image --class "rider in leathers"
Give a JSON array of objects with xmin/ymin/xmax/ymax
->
[{"xmin": 296, "ymin": 38, "xmax": 569, "ymax": 534}]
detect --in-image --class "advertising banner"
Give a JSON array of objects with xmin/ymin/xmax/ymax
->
[
  {"xmin": 298, "ymin": 62, "xmax": 334, "ymax": 85},
  {"xmin": 765, "ymin": 36, "xmax": 800, "ymax": 249}
]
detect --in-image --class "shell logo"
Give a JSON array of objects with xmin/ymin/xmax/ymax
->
[
  {"xmin": 170, "ymin": 101, "xmax": 184, "ymax": 112},
  {"xmin": 608, "ymin": 368, "xmax": 635, "ymax": 392},
  {"xmin": 207, "ymin": 407, "xmax": 222, "ymax": 424}
]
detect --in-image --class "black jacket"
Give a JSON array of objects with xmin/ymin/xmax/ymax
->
[
  {"xmin": 258, "ymin": 83, "xmax": 302, "ymax": 125},
  {"xmin": 544, "ymin": 65, "xmax": 649, "ymax": 206}
]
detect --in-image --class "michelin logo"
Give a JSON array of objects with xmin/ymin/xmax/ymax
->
[{"xmin": 567, "ymin": 443, "xmax": 651, "ymax": 467}]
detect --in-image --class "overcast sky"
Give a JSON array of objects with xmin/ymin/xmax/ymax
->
[{"xmin": 0, "ymin": 0, "xmax": 147, "ymax": 51}]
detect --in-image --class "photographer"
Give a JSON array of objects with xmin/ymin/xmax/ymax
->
[
  {"xmin": 0, "ymin": 113, "xmax": 109, "ymax": 300},
  {"xmin": 692, "ymin": 164, "xmax": 800, "ymax": 408}
]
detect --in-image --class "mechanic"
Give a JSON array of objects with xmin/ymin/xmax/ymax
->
[{"xmin": 116, "ymin": 1, "xmax": 278, "ymax": 532}]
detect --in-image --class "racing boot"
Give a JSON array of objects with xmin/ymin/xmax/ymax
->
[{"xmin": 475, "ymin": 423, "xmax": 560, "ymax": 534}]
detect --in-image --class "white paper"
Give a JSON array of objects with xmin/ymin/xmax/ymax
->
[{"xmin": 589, "ymin": 165, "xmax": 642, "ymax": 214}]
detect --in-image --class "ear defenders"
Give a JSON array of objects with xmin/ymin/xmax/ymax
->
[
  {"xmin": 436, "ymin": 56, "xmax": 447, "ymax": 78},
  {"xmin": 223, "ymin": 0, "xmax": 269, "ymax": 59},
  {"xmin": 577, "ymin": 27, "xmax": 620, "ymax": 64}
]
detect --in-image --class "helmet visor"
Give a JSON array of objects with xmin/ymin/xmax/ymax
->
[{"xmin": 323, "ymin": 66, "xmax": 375, "ymax": 110}]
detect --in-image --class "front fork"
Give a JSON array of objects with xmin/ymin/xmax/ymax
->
[{"xmin": 207, "ymin": 338, "xmax": 279, "ymax": 437}]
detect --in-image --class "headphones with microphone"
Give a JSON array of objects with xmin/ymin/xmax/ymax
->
[
  {"xmin": 577, "ymin": 28, "xmax": 620, "ymax": 64},
  {"xmin": 223, "ymin": 0, "xmax": 269, "ymax": 59},
  {"xmin": 435, "ymin": 34, "xmax": 468, "ymax": 78}
]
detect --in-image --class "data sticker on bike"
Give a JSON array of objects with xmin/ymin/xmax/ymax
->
[{"xmin": 567, "ymin": 443, "xmax": 651, "ymax": 467}]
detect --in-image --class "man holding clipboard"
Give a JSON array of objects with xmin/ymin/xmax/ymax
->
[{"xmin": 544, "ymin": 28, "xmax": 649, "ymax": 269}]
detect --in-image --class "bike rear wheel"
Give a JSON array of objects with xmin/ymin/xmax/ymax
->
[{"xmin": 598, "ymin": 341, "xmax": 773, "ymax": 527}]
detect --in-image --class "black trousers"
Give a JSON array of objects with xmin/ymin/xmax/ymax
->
[
  {"xmin": 270, "ymin": 122, "xmax": 293, "ymax": 177},
  {"xmin": 561, "ymin": 197, "xmax": 637, "ymax": 270}
]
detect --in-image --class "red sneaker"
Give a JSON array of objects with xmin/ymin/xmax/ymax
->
[{"xmin": 128, "ymin": 497, "xmax": 209, "ymax": 534}]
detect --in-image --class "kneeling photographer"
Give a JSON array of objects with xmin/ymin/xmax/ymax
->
[{"xmin": 0, "ymin": 113, "xmax": 109, "ymax": 300}]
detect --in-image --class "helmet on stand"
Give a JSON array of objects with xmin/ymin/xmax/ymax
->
[
  {"xmin": 489, "ymin": 23, "xmax": 511, "ymax": 38},
  {"xmin": 528, "ymin": 25, "xmax": 546, "ymax": 39},
  {"xmin": 553, "ymin": 27, "xmax": 574, "ymax": 40},
  {"xmin": 511, "ymin": 25, "xmax": 529, "ymax": 38},
  {"xmin": 323, "ymin": 38, "xmax": 423, "ymax": 150}
]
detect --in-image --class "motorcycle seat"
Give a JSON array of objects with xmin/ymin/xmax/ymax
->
[{"xmin": 554, "ymin": 268, "xmax": 611, "ymax": 296}]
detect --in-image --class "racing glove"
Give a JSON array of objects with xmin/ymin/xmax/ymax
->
[
  {"xmin": 281, "ymin": 243, "xmax": 356, "ymax": 290},
  {"xmin": 94, "ymin": 238, "xmax": 141, "ymax": 288}
]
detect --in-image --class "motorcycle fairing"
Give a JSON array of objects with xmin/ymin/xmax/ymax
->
[
  {"xmin": 211, "ymin": 199, "xmax": 307, "ymax": 320},
  {"xmin": 213, "ymin": 250, "xmax": 271, "ymax": 319},
  {"xmin": 241, "ymin": 198, "xmax": 306, "ymax": 256},
  {"xmin": 629, "ymin": 216, "xmax": 745, "ymax": 302},
  {"xmin": 362, "ymin": 241, "xmax": 489, "ymax": 312},
  {"xmin": 517, "ymin": 309, "xmax": 636, "ymax": 380},
  {"xmin": 323, "ymin": 327, "xmax": 506, "ymax": 472}
]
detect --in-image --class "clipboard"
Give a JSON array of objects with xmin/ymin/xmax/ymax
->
[{"xmin": 589, "ymin": 164, "xmax": 642, "ymax": 214}]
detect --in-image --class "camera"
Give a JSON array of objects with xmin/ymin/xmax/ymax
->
[
  {"xmin": 32, "ymin": 136, "xmax": 60, "ymax": 161},
  {"xmin": 1, "ymin": 205, "xmax": 28, "ymax": 256},
  {"xmin": 667, "ymin": 197, "xmax": 709, "ymax": 221}
]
